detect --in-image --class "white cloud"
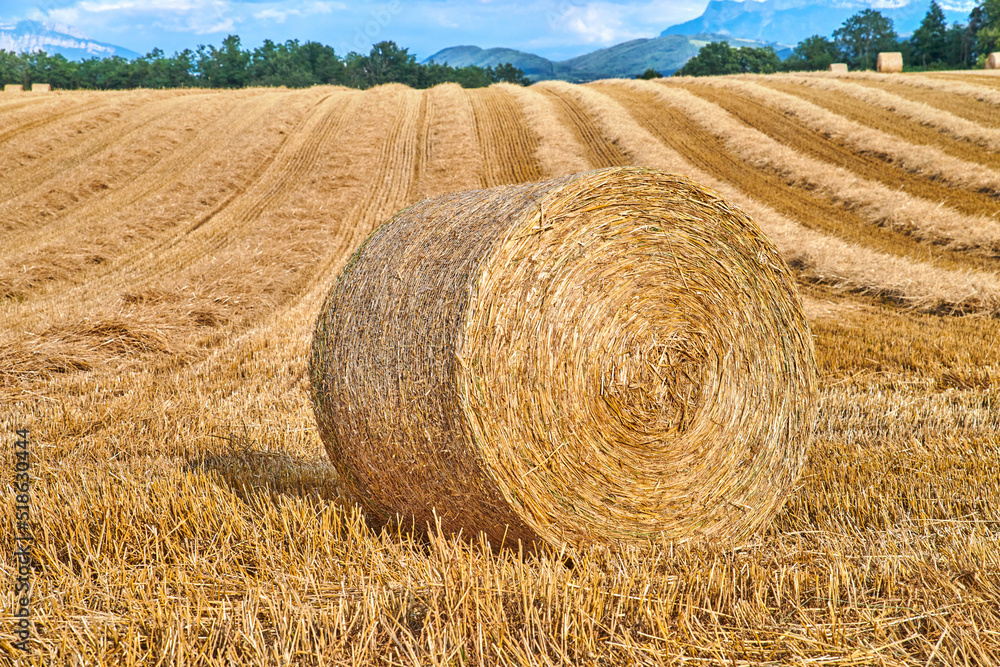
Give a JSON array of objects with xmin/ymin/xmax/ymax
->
[
  {"xmin": 252, "ymin": 2, "xmax": 342, "ymax": 24},
  {"xmin": 552, "ymin": 1, "xmax": 698, "ymax": 45}
]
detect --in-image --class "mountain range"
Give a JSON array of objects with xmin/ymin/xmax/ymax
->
[
  {"xmin": 0, "ymin": 20, "xmax": 140, "ymax": 61},
  {"xmin": 662, "ymin": 0, "xmax": 976, "ymax": 46},
  {"xmin": 424, "ymin": 34, "xmax": 784, "ymax": 82}
]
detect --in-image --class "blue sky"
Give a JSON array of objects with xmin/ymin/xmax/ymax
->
[{"xmin": 2, "ymin": 0, "xmax": 710, "ymax": 61}]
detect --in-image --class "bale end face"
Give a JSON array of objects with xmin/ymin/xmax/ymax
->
[
  {"xmin": 310, "ymin": 167, "xmax": 818, "ymax": 552},
  {"xmin": 987, "ymin": 53, "xmax": 1000, "ymax": 70},
  {"xmin": 877, "ymin": 52, "xmax": 903, "ymax": 73}
]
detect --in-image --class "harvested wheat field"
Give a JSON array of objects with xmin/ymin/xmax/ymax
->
[{"xmin": 1, "ymin": 74, "xmax": 999, "ymax": 665}]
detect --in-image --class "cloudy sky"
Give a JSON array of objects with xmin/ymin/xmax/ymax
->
[{"xmin": 2, "ymin": 0, "xmax": 711, "ymax": 60}]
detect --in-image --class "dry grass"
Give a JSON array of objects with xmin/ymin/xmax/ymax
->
[
  {"xmin": 2, "ymin": 77, "xmax": 999, "ymax": 665},
  {"xmin": 641, "ymin": 79, "xmax": 1000, "ymax": 252},
  {"xmin": 779, "ymin": 73, "xmax": 1000, "ymax": 152},
  {"xmin": 704, "ymin": 76, "xmax": 1000, "ymax": 195},
  {"xmin": 839, "ymin": 70, "xmax": 1000, "ymax": 113}
]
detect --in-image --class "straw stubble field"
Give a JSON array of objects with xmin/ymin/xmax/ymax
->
[{"xmin": 1, "ymin": 71, "xmax": 998, "ymax": 665}]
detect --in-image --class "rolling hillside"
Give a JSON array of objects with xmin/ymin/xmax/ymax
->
[
  {"xmin": 1, "ymin": 71, "xmax": 999, "ymax": 664},
  {"xmin": 425, "ymin": 33, "xmax": 782, "ymax": 81}
]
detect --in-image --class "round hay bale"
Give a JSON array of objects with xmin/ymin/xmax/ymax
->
[
  {"xmin": 877, "ymin": 52, "xmax": 903, "ymax": 73},
  {"xmin": 310, "ymin": 166, "xmax": 818, "ymax": 551},
  {"xmin": 987, "ymin": 53, "xmax": 1000, "ymax": 70},
  {"xmin": 829, "ymin": 63, "xmax": 848, "ymax": 73}
]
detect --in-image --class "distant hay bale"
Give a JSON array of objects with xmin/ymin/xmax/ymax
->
[
  {"xmin": 877, "ymin": 52, "xmax": 903, "ymax": 73},
  {"xmin": 31, "ymin": 83, "xmax": 51, "ymax": 93},
  {"xmin": 4, "ymin": 84, "xmax": 22, "ymax": 92},
  {"xmin": 829, "ymin": 63, "xmax": 848, "ymax": 73},
  {"xmin": 310, "ymin": 166, "xmax": 818, "ymax": 551},
  {"xmin": 987, "ymin": 53, "xmax": 1000, "ymax": 69}
]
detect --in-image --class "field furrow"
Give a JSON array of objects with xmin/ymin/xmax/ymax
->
[
  {"xmin": 0, "ymin": 91, "xmax": 180, "ymax": 204},
  {"xmin": 836, "ymin": 71, "xmax": 1000, "ymax": 106},
  {"xmin": 572, "ymin": 82, "xmax": 1000, "ymax": 314},
  {"xmin": 0, "ymin": 92, "xmax": 301, "ymax": 300},
  {"xmin": 0, "ymin": 91, "xmax": 240, "ymax": 241},
  {"xmin": 924, "ymin": 71, "xmax": 1000, "ymax": 89},
  {"xmin": 0, "ymin": 92, "xmax": 98, "ymax": 137},
  {"xmin": 706, "ymin": 77, "xmax": 1000, "ymax": 195},
  {"xmin": 468, "ymin": 84, "xmax": 543, "ymax": 186},
  {"xmin": 503, "ymin": 84, "xmax": 590, "ymax": 177},
  {"xmin": 673, "ymin": 80, "xmax": 1000, "ymax": 225},
  {"xmin": 413, "ymin": 83, "xmax": 483, "ymax": 198},
  {"xmin": 761, "ymin": 78, "xmax": 1000, "ymax": 171},
  {"xmin": 848, "ymin": 78, "xmax": 1000, "ymax": 128},
  {"xmin": 536, "ymin": 82, "xmax": 631, "ymax": 169},
  {"xmin": 776, "ymin": 74, "xmax": 1000, "ymax": 152},
  {"xmin": 598, "ymin": 81, "xmax": 1000, "ymax": 273}
]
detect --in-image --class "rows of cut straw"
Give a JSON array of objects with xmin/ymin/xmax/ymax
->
[
  {"xmin": 468, "ymin": 84, "xmax": 543, "ymax": 186},
  {"xmin": 775, "ymin": 74, "xmax": 1000, "ymax": 152},
  {"xmin": 541, "ymin": 79, "xmax": 1000, "ymax": 314},
  {"xmin": 654, "ymin": 79, "xmax": 1000, "ymax": 252},
  {"xmin": 705, "ymin": 77, "xmax": 1000, "ymax": 194},
  {"xmin": 2, "ymin": 76, "xmax": 999, "ymax": 665},
  {"xmin": 762, "ymin": 78, "xmax": 1000, "ymax": 171}
]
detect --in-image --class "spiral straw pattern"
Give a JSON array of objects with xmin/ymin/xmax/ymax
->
[{"xmin": 310, "ymin": 166, "xmax": 818, "ymax": 550}]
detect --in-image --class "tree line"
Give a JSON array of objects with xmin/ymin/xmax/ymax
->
[
  {"xmin": 0, "ymin": 37, "xmax": 531, "ymax": 90},
  {"xmin": 675, "ymin": 0, "xmax": 1000, "ymax": 76}
]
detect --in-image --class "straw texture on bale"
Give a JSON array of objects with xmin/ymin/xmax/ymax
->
[
  {"xmin": 4, "ymin": 84, "xmax": 22, "ymax": 92},
  {"xmin": 987, "ymin": 53, "xmax": 1000, "ymax": 69},
  {"xmin": 829, "ymin": 63, "xmax": 848, "ymax": 73},
  {"xmin": 31, "ymin": 83, "xmax": 51, "ymax": 93},
  {"xmin": 877, "ymin": 52, "xmax": 903, "ymax": 73},
  {"xmin": 310, "ymin": 166, "xmax": 818, "ymax": 551}
]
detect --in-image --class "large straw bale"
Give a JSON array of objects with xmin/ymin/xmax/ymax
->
[
  {"xmin": 310, "ymin": 166, "xmax": 818, "ymax": 551},
  {"xmin": 829, "ymin": 63, "xmax": 848, "ymax": 73},
  {"xmin": 877, "ymin": 52, "xmax": 903, "ymax": 73},
  {"xmin": 31, "ymin": 83, "xmax": 51, "ymax": 92},
  {"xmin": 4, "ymin": 84, "xmax": 22, "ymax": 92},
  {"xmin": 987, "ymin": 53, "xmax": 1000, "ymax": 69}
]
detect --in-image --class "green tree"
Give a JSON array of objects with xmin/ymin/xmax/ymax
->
[
  {"xmin": 489, "ymin": 62, "xmax": 531, "ymax": 85},
  {"xmin": 299, "ymin": 41, "xmax": 344, "ymax": 84},
  {"xmin": 783, "ymin": 35, "xmax": 839, "ymax": 71},
  {"xmin": 0, "ymin": 50, "xmax": 29, "ymax": 86},
  {"xmin": 196, "ymin": 35, "xmax": 250, "ymax": 88},
  {"xmin": 675, "ymin": 42, "xmax": 780, "ymax": 76},
  {"xmin": 674, "ymin": 41, "xmax": 741, "ymax": 76},
  {"xmin": 911, "ymin": 1, "xmax": 949, "ymax": 67},
  {"xmin": 636, "ymin": 67, "xmax": 662, "ymax": 79},
  {"xmin": 737, "ymin": 45, "xmax": 781, "ymax": 73},
  {"xmin": 943, "ymin": 21, "xmax": 976, "ymax": 68},
  {"xmin": 976, "ymin": 0, "xmax": 1000, "ymax": 64},
  {"xmin": 347, "ymin": 41, "xmax": 418, "ymax": 88},
  {"xmin": 834, "ymin": 9, "xmax": 899, "ymax": 70},
  {"xmin": 77, "ymin": 56, "xmax": 133, "ymax": 89}
]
